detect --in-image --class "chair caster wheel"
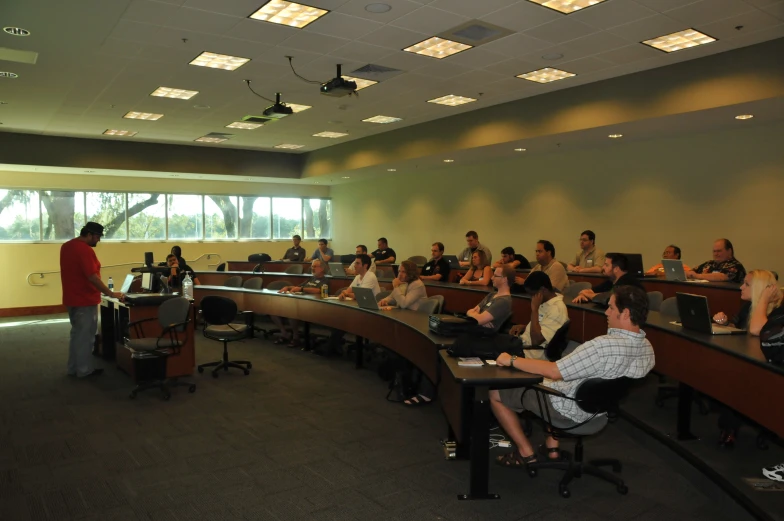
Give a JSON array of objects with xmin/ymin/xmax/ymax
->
[
  {"xmin": 559, "ymin": 486, "xmax": 571, "ymax": 498},
  {"xmin": 654, "ymin": 399, "xmax": 664, "ymax": 408},
  {"xmin": 527, "ymin": 469, "xmax": 537, "ymax": 478},
  {"xmin": 197, "ymin": 367, "xmax": 204, "ymax": 373},
  {"xmin": 188, "ymin": 385, "xmax": 196, "ymax": 393},
  {"xmin": 244, "ymin": 370, "xmax": 250, "ymax": 376},
  {"xmin": 246, "ymin": 362, "xmax": 252, "ymax": 369},
  {"xmin": 163, "ymin": 393, "xmax": 171, "ymax": 401},
  {"xmin": 212, "ymin": 372, "xmax": 218, "ymax": 378},
  {"xmin": 129, "ymin": 391, "xmax": 137, "ymax": 399},
  {"xmin": 617, "ymin": 485, "xmax": 628, "ymax": 495}
]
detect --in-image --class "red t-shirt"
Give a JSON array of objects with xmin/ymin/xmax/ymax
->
[{"xmin": 60, "ymin": 238, "xmax": 102, "ymax": 307}]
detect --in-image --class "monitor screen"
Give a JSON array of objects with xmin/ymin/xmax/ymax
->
[{"xmin": 141, "ymin": 272, "xmax": 153, "ymax": 292}]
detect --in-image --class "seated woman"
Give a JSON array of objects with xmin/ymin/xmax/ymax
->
[
  {"xmin": 711, "ymin": 269, "xmax": 782, "ymax": 447},
  {"xmin": 459, "ymin": 250, "xmax": 492, "ymax": 287},
  {"xmin": 379, "ymin": 260, "xmax": 427, "ymax": 311}
]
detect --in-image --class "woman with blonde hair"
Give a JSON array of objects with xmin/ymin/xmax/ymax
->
[
  {"xmin": 379, "ymin": 260, "xmax": 427, "ymax": 311},
  {"xmin": 459, "ymin": 250, "xmax": 492, "ymax": 287}
]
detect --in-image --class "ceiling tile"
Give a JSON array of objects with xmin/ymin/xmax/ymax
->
[
  {"xmin": 479, "ymin": 1, "xmax": 562, "ymax": 32},
  {"xmin": 254, "ymin": 45, "xmax": 325, "ymax": 66},
  {"xmin": 228, "ymin": 19, "xmax": 299, "ymax": 45},
  {"xmin": 608, "ymin": 13, "xmax": 692, "ymax": 41},
  {"xmin": 107, "ymin": 19, "xmax": 162, "ymax": 44},
  {"xmin": 561, "ymin": 31, "xmax": 631, "ymax": 58},
  {"xmin": 278, "ymin": 31, "xmax": 350, "ymax": 54},
  {"xmin": 163, "ymin": 7, "xmax": 242, "ymax": 34},
  {"xmin": 97, "ymin": 38, "xmax": 146, "ymax": 59},
  {"xmin": 594, "ymin": 43, "xmax": 662, "ymax": 65},
  {"xmin": 374, "ymin": 49, "xmax": 435, "ymax": 70},
  {"xmin": 182, "ymin": 0, "xmax": 263, "ymax": 17},
  {"xmin": 480, "ymin": 33, "xmax": 552, "ymax": 57},
  {"xmin": 428, "ymin": 0, "xmax": 519, "ymax": 18},
  {"xmin": 304, "ymin": 12, "xmax": 384, "ymax": 39},
  {"xmin": 358, "ymin": 25, "xmax": 430, "ymax": 50},
  {"xmin": 388, "ymin": 6, "xmax": 471, "ymax": 35},
  {"xmin": 570, "ymin": 0, "xmax": 657, "ymax": 30},
  {"xmin": 444, "ymin": 47, "xmax": 510, "ymax": 69},
  {"xmin": 524, "ymin": 18, "xmax": 598, "ymax": 45},
  {"xmin": 483, "ymin": 57, "xmax": 542, "ymax": 77},
  {"xmin": 123, "ymin": 0, "xmax": 180, "ymax": 25},
  {"xmin": 329, "ymin": 42, "xmax": 392, "ymax": 62},
  {"xmin": 743, "ymin": 0, "xmax": 781, "ymax": 7},
  {"xmin": 336, "ymin": 0, "xmax": 423, "ymax": 23},
  {"xmin": 412, "ymin": 60, "xmax": 472, "ymax": 79},
  {"xmin": 554, "ymin": 56, "xmax": 614, "ymax": 74},
  {"xmin": 761, "ymin": 1, "xmax": 784, "ymax": 21},
  {"xmin": 451, "ymin": 68, "xmax": 509, "ymax": 87},
  {"xmin": 634, "ymin": 0, "xmax": 702, "ymax": 12},
  {"xmin": 136, "ymin": 44, "xmax": 201, "ymax": 64},
  {"xmin": 697, "ymin": 8, "xmax": 783, "ymax": 40},
  {"xmin": 664, "ymin": 0, "xmax": 755, "ymax": 27}
]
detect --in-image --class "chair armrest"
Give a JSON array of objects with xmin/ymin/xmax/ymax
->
[
  {"xmin": 127, "ymin": 317, "xmax": 156, "ymax": 328},
  {"xmin": 528, "ymin": 383, "xmax": 568, "ymax": 399},
  {"xmin": 126, "ymin": 316, "xmax": 156, "ymax": 338},
  {"xmin": 158, "ymin": 319, "xmax": 191, "ymax": 349}
]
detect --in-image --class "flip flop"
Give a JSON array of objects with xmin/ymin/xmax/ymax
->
[
  {"xmin": 495, "ymin": 451, "xmax": 537, "ymax": 469},
  {"xmin": 403, "ymin": 395, "xmax": 432, "ymax": 407}
]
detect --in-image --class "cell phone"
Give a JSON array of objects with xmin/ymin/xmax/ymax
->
[{"xmin": 485, "ymin": 360, "xmax": 497, "ymax": 365}]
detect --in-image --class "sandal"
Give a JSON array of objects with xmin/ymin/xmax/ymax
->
[
  {"xmin": 495, "ymin": 451, "xmax": 537, "ymax": 468},
  {"xmin": 403, "ymin": 395, "xmax": 432, "ymax": 407},
  {"xmin": 273, "ymin": 337, "xmax": 289, "ymax": 345},
  {"xmin": 538, "ymin": 444, "xmax": 563, "ymax": 461}
]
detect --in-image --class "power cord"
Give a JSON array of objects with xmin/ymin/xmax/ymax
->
[
  {"xmin": 489, "ymin": 426, "xmax": 510, "ymax": 449},
  {"xmin": 286, "ymin": 56, "xmax": 323, "ymax": 85},
  {"xmin": 243, "ymin": 80, "xmax": 275, "ymax": 103}
]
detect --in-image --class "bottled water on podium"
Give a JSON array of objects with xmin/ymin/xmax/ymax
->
[
  {"xmin": 182, "ymin": 272, "xmax": 193, "ymax": 300},
  {"xmin": 108, "ymin": 277, "xmax": 114, "ymax": 291}
]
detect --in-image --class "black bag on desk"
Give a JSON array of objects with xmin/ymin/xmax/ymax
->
[
  {"xmin": 429, "ymin": 314, "xmax": 489, "ymax": 337},
  {"xmin": 446, "ymin": 333, "xmax": 524, "ymax": 359},
  {"xmin": 760, "ymin": 311, "xmax": 784, "ymax": 365}
]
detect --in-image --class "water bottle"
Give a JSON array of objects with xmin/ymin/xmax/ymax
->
[
  {"xmin": 108, "ymin": 277, "xmax": 114, "ymax": 291},
  {"xmin": 182, "ymin": 272, "xmax": 193, "ymax": 300},
  {"xmin": 321, "ymin": 284, "xmax": 328, "ymax": 298}
]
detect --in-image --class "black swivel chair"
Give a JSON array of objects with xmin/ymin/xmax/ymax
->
[
  {"xmin": 522, "ymin": 321, "xmax": 571, "ymax": 361},
  {"xmin": 216, "ymin": 263, "xmax": 226, "ymax": 272},
  {"xmin": 198, "ymin": 296, "xmax": 253, "ymax": 378},
  {"xmin": 525, "ymin": 377, "xmax": 638, "ymax": 498},
  {"xmin": 248, "ymin": 253, "xmax": 271, "ymax": 263},
  {"xmin": 124, "ymin": 297, "xmax": 195, "ymax": 400},
  {"xmin": 224, "ymin": 276, "xmax": 243, "ymax": 288}
]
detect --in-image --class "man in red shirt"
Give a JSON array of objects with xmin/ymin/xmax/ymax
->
[{"xmin": 60, "ymin": 222, "xmax": 123, "ymax": 378}]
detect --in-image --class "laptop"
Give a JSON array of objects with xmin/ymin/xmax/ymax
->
[
  {"xmin": 624, "ymin": 253, "xmax": 644, "ymax": 278},
  {"xmin": 662, "ymin": 259, "xmax": 708, "ymax": 283},
  {"xmin": 120, "ymin": 274, "xmax": 135, "ymax": 293},
  {"xmin": 353, "ymin": 286, "xmax": 380, "ymax": 311},
  {"xmin": 329, "ymin": 263, "xmax": 346, "ymax": 277},
  {"xmin": 442, "ymin": 255, "xmax": 461, "ymax": 269},
  {"xmin": 673, "ymin": 292, "xmax": 746, "ymax": 335}
]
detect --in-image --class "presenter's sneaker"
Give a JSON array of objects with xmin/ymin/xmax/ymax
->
[{"xmin": 762, "ymin": 462, "xmax": 784, "ymax": 482}]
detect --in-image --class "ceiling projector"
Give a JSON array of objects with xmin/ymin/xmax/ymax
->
[
  {"xmin": 243, "ymin": 93, "xmax": 293, "ymax": 123},
  {"xmin": 320, "ymin": 64, "xmax": 357, "ymax": 97}
]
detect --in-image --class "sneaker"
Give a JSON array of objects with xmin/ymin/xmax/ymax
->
[{"xmin": 762, "ymin": 462, "xmax": 784, "ymax": 482}]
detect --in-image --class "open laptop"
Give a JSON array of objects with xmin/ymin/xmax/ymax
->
[
  {"xmin": 624, "ymin": 253, "xmax": 644, "ymax": 278},
  {"xmin": 120, "ymin": 274, "xmax": 135, "ymax": 293},
  {"xmin": 442, "ymin": 255, "xmax": 461, "ymax": 269},
  {"xmin": 673, "ymin": 292, "xmax": 746, "ymax": 335},
  {"xmin": 663, "ymin": 259, "xmax": 708, "ymax": 283},
  {"xmin": 353, "ymin": 286, "xmax": 380, "ymax": 311},
  {"xmin": 329, "ymin": 263, "xmax": 346, "ymax": 277}
]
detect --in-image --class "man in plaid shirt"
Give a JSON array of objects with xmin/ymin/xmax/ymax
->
[{"xmin": 490, "ymin": 285, "xmax": 655, "ymax": 467}]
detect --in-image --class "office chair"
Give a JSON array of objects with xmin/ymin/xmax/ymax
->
[
  {"xmin": 224, "ymin": 276, "xmax": 243, "ymax": 288},
  {"xmin": 522, "ymin": 321, "xmax": 571, "ymax": 361},
  {"xmin": 340, "ymin": 254, "xmax": 356, "ymax": 264},
  {"xmin": 376, "ymin": 290, "xmax": 391, "ymax": 302},
  {"xmin": 197, "ymin": 296, "xmax": 252, "ymax": 378},
  {"xmin": 285, "ymin": 264, "xmax": 304, "ymax": 275},
  {"xmin": 216, "ymin": 263, "xmax": 226, "ymax": 272},
  {"xmin": 416, "ymin": 297, "xmax": 440, "ymax": 316},
  {"xmin": 525, "ymin": 377, "xmax": 639, "ymax": 498},
  {"xmin": 428, "ymin": 294, "xmax": 445, "ymax": 314},
  {"xmin": 125, "ymin": 297, "xmax": 194, "ymax": 400},
  {"xmin": 563, "ymin": 282, "xmax": 591, "ymax": 301},
  {"xmin": 659, "ymin": 297, "xmax": 678, "ymax": 318},
  {"xmin": 242, "ymin": 277, "xmax": 263, "ymax": 290},
  {"xmin": 647, "ymin": 291, "xmax": 663, "ymax": 312},
  {"xmin": 407, "ymin": 255, "xmax": 428, "ymax": 265},
  {"xmin": 252, "ymin": 264, "xmax": 263, "ymax": 273},
  {"xmin": 248, "ymin": 253, "xmax": 271, "ymax": 263},
  {"xmin": 376, "ymin": 266, "xmax": 395, "ymax": 279}
]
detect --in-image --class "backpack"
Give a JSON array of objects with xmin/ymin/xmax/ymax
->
[
  {"xmin": 760, "ymin": 309, "xmax": 784, "ymax": 365},
  {"xmin": 428, "ymin": 314, "xmax": 495, "ymax": 337},
  {"xmin": 446, "ymin": 333, "xmax": 524, "ymax": 359}
]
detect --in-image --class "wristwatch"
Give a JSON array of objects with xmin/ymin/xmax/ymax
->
[{"xmin": 509, "ymin": 355, "xmax": 517, "ymax": 368}]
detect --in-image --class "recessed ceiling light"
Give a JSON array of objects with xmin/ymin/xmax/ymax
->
[
  {"xmin": 404, "ymin": 36, "xmax": 472, "ymax": 59},
  {"xmin": 387, "ymin": 168, "xmax": 396, "ymax": 172},
  {"xmin": 189, "ymin": 51, "xmax": 250, "ymax": 71},
  {"xmin": 642, "ymin": 29, "xmax": 716, "ymax": 53},
  {"xmin": 123, "ymin": 111, "xmax": 163, "ymax": 121},
  {"xmin": 103, "ymin": 129, "xmax": 137, "ymax": 137},
  {"xmin": 341, "ymin": 176, "xmax": 350, "ymax": 179},
  {"xmin": 342, "ymin": 75, "xmax": 377, "ymax": 90},
  {"xmin": 609, "ymin": 134, "xmax": 623, "ymax": 138},
  {"xmin": 735, "ymin": 114, "xmax": 753, "ymax": 120},
  {"xmin": 313, "ymin": 131, "xmax": 348, "ymax": 138},
  {"xmin": 3, "ymin": 27, "xmax": 30, "ymax": 36},
  {"xmin": 226, "ymin": 121, "xmax": 263, "ymax": 129},
  {"xmin": 151, "ymin": 87, "xmax": 199, "ymax": 100},
  {"xmin": 193, "ymin": 104, "xmax": 211, "ymax": 110},
  {"xmin": 516, "ymin": 67, "xmax": 575, "ymax": 83},
  {"xmin": 0, "ymin": 101, "xmax": 8, "ymax": 105},
  {"xmin": 195, "ymin": 136, "xmax": 229, "ymax": 143},
  {"xmin": 362, "ymin": 115, "xmax": 402, "ymax": 124},
  {"xmin": 443, "ymin": 159, "xmax": 454, "ymax": 163},
  {"xmin": 514, "ymin": 148, "xmax": 526, "ymax": 152},
  {"xmin": 427, "ymin": 94, "xmax": 477, "ymax": 106},
  {"xmin": 275, "ymin": 143, "xmax": 305, "ymax": 149},
  {"xmin": 286, "ymin": 103, "xmax": 311, "ymax": 113},
  {"xmin": 526, "ymin": 0, "xmax": 608, "ymax": 14},
  {"xmin": 0, "ymin": 72, "xmax": 19, "ymax": 79},
  {"xmin": 365, "ymin": 3, "xmax": 392, "ymax": 13},
  {"xmin": 249, "ymin": 1, "xmax": 329, "ymax": 29},
  {"xmin": 541, "ymin": 52, "xmax": 564, "ymax": 61}
]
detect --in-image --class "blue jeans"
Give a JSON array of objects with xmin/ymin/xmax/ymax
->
[{"xmin": 67, "ymin": 305, "xmax": 98, "ymax": 377}]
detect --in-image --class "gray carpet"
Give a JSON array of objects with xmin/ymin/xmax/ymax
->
[{"xmin": 0, "ymin": 315, "xmax": 757, "ymax": 521}]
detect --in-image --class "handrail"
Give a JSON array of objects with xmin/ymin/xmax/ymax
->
[{"xmin": 26, "ymin": 253, "xmax": 223, "ymax": 287}]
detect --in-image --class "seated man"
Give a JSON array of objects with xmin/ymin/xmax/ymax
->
[
  {"xmin": 281, "ymin": 234, "xmax": 306, "ymax": 262},
  {"xmin": 467, "ymin": 265, "xmax": 514, "ymax": 332},
  {"xmin": 494, "ymin": 247, "xmax": 531, "ymax": 270},
  {"xmin": 370, "ymin": 237, "xmax": 396, "ymax": 265},
  {"xmin": 420, "ymin": 242, "xmax": 450, "ymax": 282},
  {"xmin": 685, "ymin": 238, "xmax": 746, "ymax": 283},
  {"xmin": 567, "ymin": 230, "xmax": 604, "ymax": 273},
  {"xmin": 306, "ymin": 238, "xmax": 333, "ymax": 264},
  {"xmin": 645, "ymin": 244, "xmax": 690, "ymax": 275},
  {"xmin": 339, "ymin": 254, "xmax": 380, "ymax": 299},
  {"xmin": 459, "ymin": 230, "xmax": 492, "ymax": 267},
  {"xmin": 492, "ymin": 285, "xmax": 655, "ymax": 466},
  {"xmin": 516, "ymin": 240, "xmax": 568, "ymax": 293},
  {"xmin": 270, "ymin": 259, "xmax": 328, "ymax": 348},
  {"xmin": 346, "ymin": 244, "xmax": 376, "ymax": 275},
  {"xmin": 164, "ymin": 254, "xmax": 201, "ymax": 289},
  {"xmin": 171, "ymin": 245, "xmax": 186, "ymax": 267},
  {"xmin": 572, "ymin": 253, "xmax": 643, "ymax": 303},
  {"xmin": 509, "ymin": 272, "xmax": 569, "ymax": 360}
]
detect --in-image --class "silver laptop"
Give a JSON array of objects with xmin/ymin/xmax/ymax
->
[
  {"xmin": 663, "ymin": 259, "xmax": 709, "ymax": 283},
  {"xmin": 120, "ymin": 274, "xmax": 135, "ymax": 293},
  {"xmin": 329, "ymin": 263, "xmax": 346, "ymax": 277},
  {"xmin": 353, "ymin": 286, "xmax": 380, "ymax": 311},
  {"xmin": 442, "ymin": 255, "xmax": 461, "ymax": 269},
  {"xmin": 673, "ymin": 292, "xmax": 746, "ymax": 335}
]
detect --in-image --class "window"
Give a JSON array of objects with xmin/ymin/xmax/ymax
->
[
  {"xmin": 205, "ymin": 195, "xmax": 238, "ymax": 239},
  {"xmin": 128, "ymin": 193, "xmax": 165, "ymax": 240},
  {"xmin": 41, "ymin": 191, "xmax": 85, "ymax": 240},
  {"xmin": 272, "ymin": 197, "xmax": 302, "ymax": 239},
  {"xmin": 87, "ymin": 192, "xmax": 127, "ymax": 240},
  {"xmin": 303, "ymin": 198, "xmax": 331, "ymax": 239},
  {"xmin": 0, "ymin": 190, "xmax": 40, "ymax": 240},
  {"xmin": 238, "ymin": 196, "xmax": 271, "ymax": 239},
  {"xmin": 167, "ymin": 194, "xmax": 203, "ymax": 240}
]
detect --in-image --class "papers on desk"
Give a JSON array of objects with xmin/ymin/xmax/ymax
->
[
  {"xmin": 458, "ymin": 357, "xmax": 484, "ymax": 367},
  {"xmin": 685, "ymin": 280, "xmax": 710, "ymax": 283},
  {"xmin": 322, "ymin": 296, "xmax": 353, "ymax": 301}
]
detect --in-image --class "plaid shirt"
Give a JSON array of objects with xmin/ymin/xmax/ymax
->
[
  {"xmin": 693, "ymin": 258, "xmax": 746, "ymax": 283},
  {"xmin": 545, "ymin": 328, "xmax": 654, "ymax": 422}
]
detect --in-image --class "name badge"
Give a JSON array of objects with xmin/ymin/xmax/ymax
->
[
  {"xmin": 424, "ymin": 266, "xmax": 432, "ymax": 272},
  {"xmin": 382, "ymin": 250, "xmax": 386, "ymax": 254}
]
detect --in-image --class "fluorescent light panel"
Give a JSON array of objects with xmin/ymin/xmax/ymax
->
[
  {"xmin": 342, "ymin": 75, "xmax": 377, "ymax": 91},
  {"xmin": 226, "ymin": 121, "xmax": 263, "ymax": 129},
  {"xmin": 404, "ymin": 37, "xmax": 472, "ymax": 59},
  {"xmin": 427, "ymin": 94, "xmax": 476, "ymax": 106},
  {"xmin": 362, "ymin": 115, "xmax": 402, "ymax": 124},
  {"xmin": 286, "ymin": 103, "xmax": 311, "ymax": 113},
  {"xmin": 517, "ymin": 67, "xmax": 575, "ymax": 83},
  {"xmin": 123, "ymin": 111, "xmax": 163, "ymax": 121},
  {"xmin": 150, "ymin": 87, "xmax": 199, "ymax": 100},
  {"xmin": 103, "ymin": 129, "xmax": 137, "ymax": 137},
  {"xmin": 275, "ymin": 143, "xmax": 305, "ymax": 149},
  {"xmin": 249, "ymin": 1, "xmax": 328, "ymax": 29},
  {"xmin": 189, "ymin": 51, "xmax": 250, "ymax": 71},
  {"xmin": 526, "ymin": 0, "xmax": 608, "ymax": 14},
  {"xmin": 313, "ymin": 131, "xmax": 348, "ymax": 138},
  {"xmin": 735, "ymin": 114, "xmax": 753, "ymax": 120},
  {"xmin": 195, "ymin": 136, "xmax": 229, "ymax": 143},
  {"xmin": 642, "ymin": 29, "xmax": 716, "ymax": 53}
]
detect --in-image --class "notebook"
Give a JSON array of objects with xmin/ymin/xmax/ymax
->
[
  {"xmin": 442, "ymin": 255, "xmax": 461, "ymax": 269},
  {"xmin": 672, "ymin": 292, "xmax": 746, "ymax": 335},
  {"xmin": 120, "ymin": 274, "xmax": 135, "ymax": 293},
  {"xmin": 353, "ymin": 286, "xmax": 380, "ymax": 311},
  {"xmin": 624, "ymin": 253, "xmax": 644, "ymax": 278}
]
